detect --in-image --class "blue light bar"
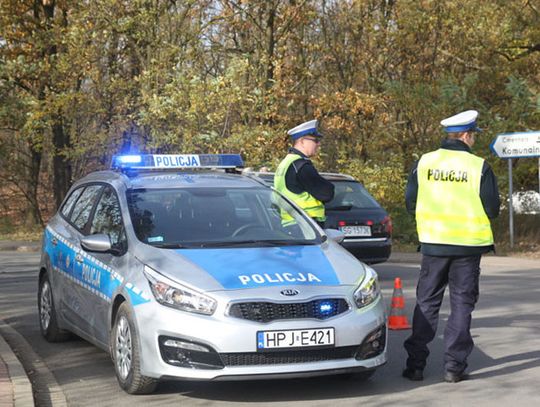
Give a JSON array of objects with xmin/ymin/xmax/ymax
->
[
  {"xmin": 111, "ymin": 154, "xmax": 244, "ymax": 171},
  {"xmin": 117, "ymin": 155, "xmax": 142, "ymax": 164}
]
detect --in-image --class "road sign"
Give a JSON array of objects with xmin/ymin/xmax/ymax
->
[
  {"xmin": 490, "ymin": 130, "xmax": 540, "ymax": 249},
  {"xmin": 490, "ymin": 131, "xmax": 540, "ymax": 158}
]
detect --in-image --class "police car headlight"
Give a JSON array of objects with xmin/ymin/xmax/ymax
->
[
  {"xmin": 143, "ymin": 265, "xmax": 217, "ymax": 315},
  {"xmin": 353, "ymin": 266, "xmax": 380, "ymax": 309}
]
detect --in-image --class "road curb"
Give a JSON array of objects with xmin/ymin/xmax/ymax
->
[
  {"xmin": 0, "ymin": 321, "xmax": 34, "ymax": 407},
  {"xmin": 0, "ymin": 320, "xmax": 68, "ymax": 407}
]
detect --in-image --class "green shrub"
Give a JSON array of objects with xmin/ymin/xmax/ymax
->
[{"xmin": 492, "ymin": 211, "xmax": 540, "ymax": 253}]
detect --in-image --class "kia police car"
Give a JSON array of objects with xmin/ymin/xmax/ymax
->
[{"xmin": 38, "ymin": 154, "xmax": 387, "ymax": 394}]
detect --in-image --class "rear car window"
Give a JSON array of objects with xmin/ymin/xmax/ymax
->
[{"xmin": 327, "ymin": 181, "xmax": 381, "ymax": 209}]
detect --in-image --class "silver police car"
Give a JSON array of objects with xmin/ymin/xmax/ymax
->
[{"xmin": 38, "ymin": 154, "xmax": 387, "ymax": 394}]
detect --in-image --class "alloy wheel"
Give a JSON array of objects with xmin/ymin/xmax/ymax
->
[
  {"xmin": 40, "ymin": 281, "xmax": 52, "ymax": 331},
  {"xmin": 115, "ymin": 316, "xmax": 133, "ymax": 380}
]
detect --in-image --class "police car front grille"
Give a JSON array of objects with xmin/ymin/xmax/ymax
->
[
  {"xmin": 220, "ymin": 346, "xmax": 358, "ymax": 366},
  {"xmin": 228, "ymin": 299, "xmax": 349, "ymax": 322}
]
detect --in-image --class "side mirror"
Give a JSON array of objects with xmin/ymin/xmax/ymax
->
[
  {"xmin": 323, "ymin": 229, "xmax": 345, "ymax": 244},
  {"xmin": 81, "ymin": 234, "xmax": 112, "ymax": 253}
]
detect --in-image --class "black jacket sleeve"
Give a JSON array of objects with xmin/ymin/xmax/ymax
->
[
  {"xmin": 405, "ymin": 161, "xmax": 419, "ymax": 215},
  {"xmin": 480, "ymin": 162, "xmax": 500, "ymax": 219},
  {"xmin": 294, "ymin": 161, "xmax": 335, "ymax": 203}
]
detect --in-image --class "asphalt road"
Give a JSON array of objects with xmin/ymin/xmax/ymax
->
[{"xmin": 1, "ymin": 251, "xmax": 539, "ymax": 406}]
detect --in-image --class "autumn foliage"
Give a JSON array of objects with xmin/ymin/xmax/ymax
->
[{"xmin": 1, "ymin": 0, "xmax": 539, "ymax": 235}]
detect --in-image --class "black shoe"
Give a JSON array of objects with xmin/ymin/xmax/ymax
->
[
  {"xmin": 402, "ymin": 368, "xmax": 424, "ymax": 381},
  {"xmin": 444, "ymin": 371, "xmax": 469, "ymax": 383}
]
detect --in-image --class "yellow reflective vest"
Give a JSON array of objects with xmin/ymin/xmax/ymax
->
[
  {"xmin": 274, "ymin": 154, "xmax": 326, "ymax": 225},
  {"xmin": 416, "ymin": 149, "xmax": 494, "ymax": 246}
]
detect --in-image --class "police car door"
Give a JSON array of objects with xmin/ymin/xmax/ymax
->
[
  {"xmin": 57, "ymin": 184, "xmax": 104, "ymax": 337},
  {"xmin": 82, "ymin": 185, "xmax": 128, "ymax": 346},
  {"xmin": 44, "ymin": 185, "xmax": 85, "ymax": 324}
]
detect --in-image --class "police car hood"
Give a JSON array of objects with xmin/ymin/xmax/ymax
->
[{"xmin": 136, "ymin": 241, "xmax": 366, "ymax": 291}]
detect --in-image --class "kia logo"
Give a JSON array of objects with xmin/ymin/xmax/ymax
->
[{"xmin": 280, "ymin": 289, "xmax": 299, "ymax": 296}]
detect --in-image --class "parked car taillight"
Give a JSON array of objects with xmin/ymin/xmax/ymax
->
[{"xmin": 381, "ymin": 216, "xmax": 392, "ymax": 235}]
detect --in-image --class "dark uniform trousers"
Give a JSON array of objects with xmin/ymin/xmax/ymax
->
[{"xmin": 404, "ymin": 254, "xmax": 481, "ymax": 374}]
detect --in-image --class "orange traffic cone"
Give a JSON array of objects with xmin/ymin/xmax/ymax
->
[{"xmin": 388, "ymin": 277, "xmax": 411, "ymax": 330}]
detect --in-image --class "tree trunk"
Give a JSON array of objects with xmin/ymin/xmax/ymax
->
[
  {"xmin": 264, "ymin": 3, "xmax": 276, "ymax": 91},
  {"xmin": 52, "ymin": 120, "xmax": 72, "ymax": 209},
  {"xmin": 22, "ymin": 145, "xmax": 43, "ymax": 227}
]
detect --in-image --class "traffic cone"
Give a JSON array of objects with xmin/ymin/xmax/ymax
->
[{"xmin": 388, "ymin": 277, "xmax": 411, "ymax": 330}]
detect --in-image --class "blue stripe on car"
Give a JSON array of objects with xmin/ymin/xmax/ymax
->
[
  {"xmin": 178, "ymin": 245, "xmax": 339, "ymax": 289},
  {"xmin": 45, "ymin": 228, "xmax": 150, "ymax": 305}
]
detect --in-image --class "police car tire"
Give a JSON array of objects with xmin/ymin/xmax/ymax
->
[
  {"xmin": 112, "ymin": 303, "xmax": 158, "ymax": 394},
  {"xmin": 38, "ymin": 273, "xmax": 70, "ymax": 342}
]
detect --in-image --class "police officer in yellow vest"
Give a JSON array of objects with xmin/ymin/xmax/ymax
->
[
  {"xmin": 275, "ymin": 119, "xmax": 334, "ymax": 228},
  {"xmin": 402, "ymin": 110, "xmax": 500, "ymax": 384}
]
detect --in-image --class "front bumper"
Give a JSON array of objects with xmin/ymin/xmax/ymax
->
[{"xmin": 134, "ymin": 294, "xmax": 387, "ymax": 380}]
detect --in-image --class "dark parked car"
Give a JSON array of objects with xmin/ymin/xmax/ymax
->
[{"xmin": 250, "ymin": 171, "xmax": 392, "ymax": 264}]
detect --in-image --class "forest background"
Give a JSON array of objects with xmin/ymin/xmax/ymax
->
[{"xmin": 1, "ymin": 0, "xmax": 539, "ymax": 251}]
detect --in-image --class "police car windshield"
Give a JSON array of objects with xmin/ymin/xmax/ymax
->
[
  {"xmin": 127, "ymin": 187, "xmax": 321, "ymax": 248},
  {"xmin": 326, "ymin": 181, "xmax": 381, "ymax": 210}
]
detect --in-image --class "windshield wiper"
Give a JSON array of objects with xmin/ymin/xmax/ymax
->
[
  {"xmin": 151, "ymin": 242, "xmax": 185, "ymax": 249},
  {"xmin": 267, "ymin": 240, "xmax": 318, "ymax": 246},
  {"xmin": 197, "ymin": 240, "xmax": 317, "ymax": 248},
  {"xmin": 326, "ymin": 205, "xmax": 353, "ymax": 211}
]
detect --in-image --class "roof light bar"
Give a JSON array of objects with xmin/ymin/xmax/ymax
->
[
  {"xmin": 117, "ymin": 155, "xmax": 142, "ymax": 164},
  {"xmin": 111, "ymin": 154, "xmax": 244, "ymax": 171}
]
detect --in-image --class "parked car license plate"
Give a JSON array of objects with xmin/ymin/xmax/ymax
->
[
  {"xmin": 257, "ymin": 328, "xmax": 335, "ymax": 350},
  {"xmin": 339, "ymin": 225, "xmax": 371, "ymax": 236}
]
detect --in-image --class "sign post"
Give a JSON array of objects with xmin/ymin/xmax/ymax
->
[
  {"xmin": 490, "ymin": 131, "xmax": 540, "ymax": 248},
  {"xmin": 508, "ymin": 159, "xmax": 514, "ymax": 248}
]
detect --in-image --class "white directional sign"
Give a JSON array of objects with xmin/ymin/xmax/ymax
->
[{"xmin": 490, "ymin": 131, "xmax": 540, "ymax": 158}]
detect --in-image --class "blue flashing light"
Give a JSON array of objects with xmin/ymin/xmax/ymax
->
[
  {"xmin": 319, "ymin": 302, "xmax": 334, "ymax": 314},
  {"xmin": 111, "ymin": 154, "xmax": 244, "ymax": 171},
  {"xmin": 118, "ymin": 155, "xmax": 142, "ymax": 164}
]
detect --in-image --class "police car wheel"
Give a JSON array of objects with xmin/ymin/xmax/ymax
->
[
  {"xmin": 112, "ymin": 303, "xmax": 157, "ymax": 394},
  {"xmin": 38, "ymin": 273, "xmax": 70, "ymax": 342}
]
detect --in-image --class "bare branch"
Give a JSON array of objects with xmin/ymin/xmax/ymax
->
[
  {"xmin": 438, "ymin": 49, "xmax": 486, "ymax": 71},
  {"xmin": 525, "ymin": 0, "xmax": 539, "ymax": 16}
]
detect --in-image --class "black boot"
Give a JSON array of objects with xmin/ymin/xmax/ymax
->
[{"xmin": 402, "ymin": 368, "xmax": 424, "ymax": 381}]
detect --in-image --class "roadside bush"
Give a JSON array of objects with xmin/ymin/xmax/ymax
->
[
  {"xmin": 337, "ymin": 158, "xmax": 407, "ymax": 208},
  {"xmin": 492, "ymin": 211, "xmax": 540, "ymax": 253},
  {"xmin": 388, "ymin": 206, "xmax": 418, "ymax": 245}
]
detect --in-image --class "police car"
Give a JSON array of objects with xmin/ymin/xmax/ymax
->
[{"xmin": 38, "ymin": 154, "xmax": 387, "ymax": 394}]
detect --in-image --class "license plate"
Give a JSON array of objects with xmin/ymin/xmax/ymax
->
[
  {"xmin": 257, "ymin": 328, "xmax": 335, "ymax": 350},
  {"xmin": 339, "ymin": 225, "xmax": 371, "ymax": 237}
]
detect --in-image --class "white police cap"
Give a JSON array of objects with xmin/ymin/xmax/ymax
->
[
  {"xmin": 287, "ymin": 119, "xmax": 322, "ymax": 140},
  {"xmin": 440, "ymin": 110, "xmax": 482, "ymax": 133}
]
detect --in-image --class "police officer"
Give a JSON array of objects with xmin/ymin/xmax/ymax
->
[
  {"xmin": 274, "ymin": 119, "xmax": 334, "ymax": 227},
  {"xmin": 402, "ymin": 110, "xmax": 500, "ymax": 383}
]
